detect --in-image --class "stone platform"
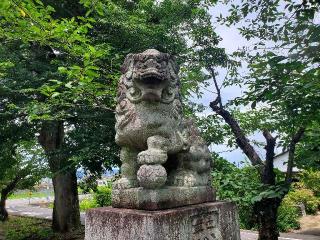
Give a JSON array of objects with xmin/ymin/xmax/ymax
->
[
  {"xmin": 85, "ymin": 201, "xmax": 240, "ymax": 240},
  {"xmin": 112, "ymin": 186, "xmax": 215, "ymax": 210}
]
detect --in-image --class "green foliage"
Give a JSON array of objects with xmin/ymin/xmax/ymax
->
[
  {"xmin": 79, "ymin": 198, "xmax": 97, "ymax": 211},
  {"xmin": 283, "ymin": 188, "xmax": 320, "ymax": 215},
  {"xmin": 212, "ymin": 156, "xmax": 312, "ymax": 231},
  {"xmin": 78, "ymin": 176, "xmax": 98, "ymax": 194},
  {"xmin": 93, "ymin": 186, "xmax": 112, "ymax": 207},
  {"xmin": 196, "ymin": 114, "xmax": 230, "ymax": 145},
  {"xmin": 217, "ymin": 0, "xmax": 320, "ymax": 149},
  {"xmin": 213, "ymin": 157, "xmax": 262, "ymax": 205},
  {"xmin": 0, "ymin": 0, "xmax": 226, "ymax": 122},
  {"xmin": 2, "ymin": 216, "xmax": 84, "ymax": 240},
  {"xmin": 251, "ymin": 183, "xmax": 289, "ymax": 204},
  {"xmin": 299, "ymin": 170, "xmax": 320, "ymax": 197},
  {"xmin": 209, "ymin": 2, "xmax": 320, "ymax": 236},
  {"xmin": 213, "ymin": 166, "xmax": 319, "ymax": 232},
  {"xmin": 296, "ymin": 123, "xmax": 320, "ymax": 170},
  {"xmin": 277, "ymin": 203, "xmax": 300, "ymax": 232},
  {"xmin": 4, "ymin": 216, "xmax": 54, "ymax": 240},
  {"xmin": 212, "ymin": 156, "xmax": 262, "ymax": 229},
  {"xmin": 0, "ymin": 0, "xmax": 227, "ymax": 182},
  {"xmin": 0, "ymin": 140, "xmax": 48, "ymax": 200}
]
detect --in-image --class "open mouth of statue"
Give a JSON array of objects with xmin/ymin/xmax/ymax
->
[
  {"xmin": 139, "ymin": 69, "xmax": 163, "ymax": 84},
  {"xmin": 140, "ymin": 76, "xmax": 163, "ymax": 88},
  {"xmin": 136, "ymin": 70, "xmax": 167, "ymax": 101}
]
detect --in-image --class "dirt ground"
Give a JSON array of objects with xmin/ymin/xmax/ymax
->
[{"xmin": 295, "ymin": 212, "xmax": 320, "ymax": 236}]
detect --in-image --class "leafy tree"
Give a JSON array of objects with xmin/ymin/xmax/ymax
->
[
  {"xmin": 0, "ymin": 0, "xmax": 227, "ymax": 232},
  {"xmin": 0, "ymin": 90, "xmax": 46, "ymax": 221},
  {"xmin": 296, "ymin": 122, "xmax": 320, "ymax": 170},
  {"xmin": 0, "ymin": 140, "xmax": 47, "ymax": 221},
  {"xmin": 193, "ymin": 0, "xmax": 320, "ymax": 239}
]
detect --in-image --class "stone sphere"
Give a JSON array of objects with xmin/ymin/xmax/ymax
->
[{"xmin": 137, "ymin": 164, "xmax": 167, "ymax": 189}]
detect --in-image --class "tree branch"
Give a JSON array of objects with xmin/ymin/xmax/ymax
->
[
  {"xmin": 1, "ymin": 174, "xmax": 21, "ymax": 202},
  {"xmin": 262, "ymin": 129, "xmax": 277, "ymax": 184},
  {"xmin": 210, "ymin": 104, "xmax": 264, "ymax": 166},
  {"xmin": 286, "ymin": 127, "xmax": 305, "ymax": 182},
  {"xmin": 208, "ymin": 66, "xmax": 223, "ymax": 107},
  {"xmin": 209, "ymin": 65, "xmax": 263, "ymax": 167}
]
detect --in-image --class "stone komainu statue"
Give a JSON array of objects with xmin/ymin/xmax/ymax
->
[{"xmin": 113, "ymin": 49, "xmax": 214, "ymax": 210}]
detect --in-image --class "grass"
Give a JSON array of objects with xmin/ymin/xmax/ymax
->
[
  {"xmin": 9, "ymin": 187, "xmax": 83, "ymax": 200},
  {"xmin": 0, "ymin": 216, "xmax": 84, "ymax": 240},
  {"xmin": 46, "ymin": 198, "xmax": 97, "ymax": 212},
  {"xmin": 8, "ymin": 191, "xmax": 53, "ymax": 200}
]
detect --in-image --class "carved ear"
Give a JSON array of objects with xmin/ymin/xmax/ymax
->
[{"xmin": 121, "ymin": 53, "xmax": 134, "ymax": 74}]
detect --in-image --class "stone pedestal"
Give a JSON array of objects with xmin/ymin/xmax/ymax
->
[
  {"xmin": 85, "ymin": 201, "xmax": 241, "ymax": 240},
  {"xmin": 112, "ymin": 186, "xmax": 215, "ymax": 210}
]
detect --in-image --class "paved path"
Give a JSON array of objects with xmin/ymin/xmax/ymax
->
[
  {"xmin": 6, "ymin": 198, "xmax": 319, "ymax": 240},
  {"xmin": 7, "ymin": 196, "xmax": 89, "ymax": 224},
  {"xmin": 240, "ymin": 230, "xmax": 320, "ymax": 240},
  {"xmin": 7, "ymin": 194, "xmax": 91, "ymax": 207},
  {"xmin": 7, "ymin": 204, "xmax": 86, "ymax": 224}
]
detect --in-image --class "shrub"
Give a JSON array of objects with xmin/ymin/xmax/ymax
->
[
  {"xmin": 277, "ymin": 203, "xmax": 300, "ymax": 232},
  {"xmin": 299, "ymin": 170, "xmax": 320, "ymax": 197},
  {"xmin": 283, "ymin": 188, "xmax": 320, "ymax": 214},
  {"xmin": 94, "ymin": 186, "xmax": 112, "ymax": 207},
  {"xmin": 211, "ymin": 156, "xmax": 315, "ymax": 231},
  {"xmin": 212, "ymin": 157, "xmax": 262, "ymax": 230},
  {"xmin": 79, "ymin": 198, "xmax": 97, "ymax": 211}
]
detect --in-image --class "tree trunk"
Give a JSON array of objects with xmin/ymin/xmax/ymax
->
[
  {"xmin": 0, "ymin": 175, "xmax": 21, "ymax": 222},
  {"xmin": 254, "ymin": 198, "xmax": 281, "ymax": 240},
  {"xmin": 209, "ymin": 67, "xmax": 305, "ymax": 240},
  {"xmin": 286, "ymin": 128, "xmax": 305, "ymax": 182},
  {"xmin": 210, "ymin": 98, "xmax": 281, "ymax": 239},
  {"xmin": 39, "ymin": 121, "xmax": 80, "ymax": 232},
  {"xmin": 0, "ymin": 193, "xmax": 8, "ymax": 222},
  {"xmin": 52, "ymin": 170, "xmax": 80, "ymax": 232},
  {"xmin": 253, "ymin": 130, "xmax": 280, "ymax": 239}
]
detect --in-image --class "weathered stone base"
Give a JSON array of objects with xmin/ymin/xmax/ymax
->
[
  {"xmin": 85, "ymin": 201, "xmax": 240, "ymax": 240},
  {"xmin": 112, "ymin": 186, "xmax": 215, "ymax": 210}
]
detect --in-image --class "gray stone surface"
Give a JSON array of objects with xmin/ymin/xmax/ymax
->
[
  {"xmin": 7, "ymin": 198, "xmax": 319, "ymax": 240},
  {"xmin": 85, "ymin": 49, "xmax": 241, "ymax": 239},
  {"xmin": 85, "ymin": 201, "xmax": 241, "ymax": 240},
  {"xmin": 113, "ymin": 49, "xmax": 214, "ymax": 209},
  {"xmin": 112, "ymin": 186, "xmax": 215, "ymax": 210}
]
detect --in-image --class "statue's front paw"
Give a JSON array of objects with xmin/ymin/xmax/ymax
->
[
  {"xmin": 137, "ymin": 149, "xmax": 167, "ymax": 165},
  {"xmin": 113, "ymin": 178, "xmax": 138, "ymax": 190}
]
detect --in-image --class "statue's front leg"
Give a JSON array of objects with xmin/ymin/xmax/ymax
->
[
  {"xmin": 137, "ymin": 136, "xmax": 169, "ymax": 189},
  {"xmin": 114, "ymin": 147, "xmax": 139, "ymax": 190}
]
